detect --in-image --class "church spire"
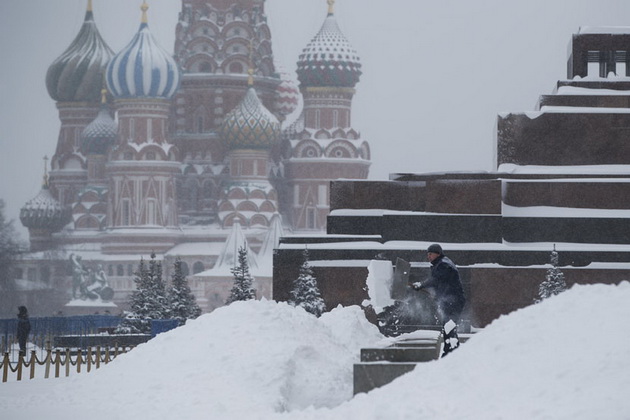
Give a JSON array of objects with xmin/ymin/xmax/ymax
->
[
  {"xmin": 42, "ymin": 156, "xmax": 49, "ymax": 188},
  {"xmin": 141, "ymin": 1, "xmax": 149, "ymax": 24}
]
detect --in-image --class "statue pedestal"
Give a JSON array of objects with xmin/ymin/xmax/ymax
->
[{"xmin": 64, "ymin": 299, "xmax": 118, "ymax": 316}]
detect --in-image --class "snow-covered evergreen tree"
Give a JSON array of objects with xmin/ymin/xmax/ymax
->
[
  {"xmin": 536, "ymin": 245, "xmax": 567, "ymax": 303},
  {"xmin": 168, "ymin": 257, "xmax": 201, "ymax": 325},
  {"xmin": 118, "ymin": 253, "xmax": 170, "ymax": 333},
  {"xmin": 289, "ymin": 248, "xmax": 326, "ymax": 317},
  {"xmin": 225, "ymin": 246, "xmax": 256, "ymax": 304}
]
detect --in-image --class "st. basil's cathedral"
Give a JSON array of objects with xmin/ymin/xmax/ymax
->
[{"xmin": 17, "ymin": 0, "xmax": 370, "ymax": 315}]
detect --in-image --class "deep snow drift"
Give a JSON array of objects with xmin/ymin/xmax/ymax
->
[{"xmin": 1, "ymin": 283, "xmax": 629, "ymax": 420}]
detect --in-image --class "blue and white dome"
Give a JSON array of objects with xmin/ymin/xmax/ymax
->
[{"xmin": 106, "ymin": 3, "xmax": 180, "ymax": 99}]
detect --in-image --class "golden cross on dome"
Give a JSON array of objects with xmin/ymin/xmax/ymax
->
[
  {"xmin": 42, "ymin": 156, "xmax": 49, "ymax": 187},
  {"xmin": 327, "ymin": 0, "xmax": 335, "ymax": 15},
  {"xmin": 141, "ymin": 1, "xmax": 149, "ymax": 24},
  {"xmin": 248, "ymin": 40, "xmax": 255, "ymax": 86},
  {"xmin": 87, "ymin": 0, "xmax": 93, "ymax": 12}
]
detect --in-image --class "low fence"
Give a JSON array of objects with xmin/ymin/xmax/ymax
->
[
  {"xmin": 0, "ymin": 315, "xmax": 122, "ymax": 361},
  {"xmin": 1, "ymin": 345, "xmax": 133, "ymax": 383}
]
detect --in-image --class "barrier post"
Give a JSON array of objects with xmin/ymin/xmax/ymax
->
[
  {"xmin": 30, "ymin": 350, "xmax": 36, "ymax": 380},
  {"xmin": 87, "ymin": 347, "xmax": 92, "ymax": 373},
  {"xmin": 44, "ymin": 349, "xmax": 52, "ymax": 379},
  {"xmin": 76, "ymin": 349, "xmax": 82, "ymax": 374},
  {"xmin": 65, "ymin": 348, "xmax": 70, "ymax": 377},
  {"xmin": 16, "ymin": 353, "xmax": 23, "ymax": 381},
  {"xmin": 2, "ymin": 352, "xmax": 9, "ymax": 383},
  {"xmin": 54, "ymin": 349, "xmax": 61, "ymax": 378}
]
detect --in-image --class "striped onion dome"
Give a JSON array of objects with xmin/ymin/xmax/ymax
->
[
  {"xmin": 46, "ymin": 2, "xmax": 114, "ymax": 102},
  {"xmin": 81, "ymin": 91, "xmax": 118, "ymax": 155},
  {"xmin": 106, "ymin": 3, "xmax": 180, "ymax": 99},
  {"xmin": 273, "ymin": 65, "xmax": 300, "ymax": 120},
  {"xmin": 221, "ymin": 80, "xmax": 281, "ymax": 150},
  {"xmin": 296, "ymin": 2, "xmax": 362, "ymax": 88},
  {"xmin": 20, "ymin": 178, "xmax": 69, "ymax": 231}
]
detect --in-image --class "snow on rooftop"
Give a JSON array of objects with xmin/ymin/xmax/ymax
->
[
  {"xmin": 578, "ymin": 26, "xmax": 630, "ymax": 34},
  {"xmin": 556, "ymin": 86, "xmax": 630, "ymax": 95},
  {"xmin": 503, "ymin": 203, "xmax": 630, "ymax": 218},
  {"xmin": 498, "ymin": 163, "xmax": 630, "ymax": 175},
  {"xmin": 165, "ymin": 242, "xmax": 225, "ymax": 256},
  {"xmin": 282, "ymin": 239, "xmax": 630, "ymax": 256}
]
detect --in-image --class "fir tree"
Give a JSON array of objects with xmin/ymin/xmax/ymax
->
[
  {"xmin": 118, "ymin": 253, "xmax": 170, "ymax": 333},
  {"xmin": 536, "ymin": 245, "xmax": 567, "ymax": 303},
  {"xmin": 225, "ymin": 246, "xmax": 256, "ymax": 304},
  {"xmin": 168, "ymin": 257, "xmax": 201, "ymax": 325},
  {"xmin": 289, "ymin": 248, "xmax": 326, "ymax": 317}
]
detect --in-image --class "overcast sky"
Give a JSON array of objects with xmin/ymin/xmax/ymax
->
[{"xmin": 2, "ymin": 0, "xmax": 630, "ymax": 238}]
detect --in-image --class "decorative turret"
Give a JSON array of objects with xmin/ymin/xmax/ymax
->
[
  {"xmin": 273, "ymin": 65, "xmax": 301, "ymax": 123},
  {"xmin": 20, "ymin": 158, "xmax": 71, "ymax": 251},
  {"xmin": 106, "ymin": 2, "xmax": 181, "ymax": 99},
  {"xmin": 296, "ymin": 0, "xmax": 362, "ymax": 88},
  {"xmin": 47, "ymin": 1, "xmax": 114, "ymax": 209},
  {"xmin": 220, "ymin": 70, "xmax": 281, "ymax": 150},
  {"xmin": 282, "ymin": 0, "xmax": 370, "ymax": 231},
  {"xmin": 46, "ymin": 0, "xmax": 114, "ymax": 103},
  {"xmin": 81, "ymin": 90, "xmax": 117, "ymax": 156},
  {"xmin": 103, "ymin": 2, "xmax": 180, "ymax": 248}
]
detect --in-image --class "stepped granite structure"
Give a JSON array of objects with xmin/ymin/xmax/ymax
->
[{"xmin": 274, "ymin": 26, "xmax": 630, "ymax": 327}]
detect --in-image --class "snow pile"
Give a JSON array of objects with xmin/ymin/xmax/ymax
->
[
  {"xmin": 0, "ymin": 300, "xmax": 382, "ymax": 419},
  {"xmin": 2, "ymin": 283, "xmax": 630, "ymax": 419},
  {"xmin": 363, "ymin": 259, "xmax": 394, "ymax": 312},
  {"xmin": 293, "ymin": 282, "xmax": 630, "ymax": 420}
]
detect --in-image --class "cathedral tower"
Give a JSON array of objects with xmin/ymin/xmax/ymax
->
[
  {"xmin": 283, "ymin": 0, "xmax": 370, "ymax": 230},
  {"xmin": 218, "ymin": 70, "xmax": 281, "ymax": 228},
  {"xmin": 45, "ymin": 0, "xmax": 114, "ymax": 208},
  {"xmin": 104, "ymin": 2, "xmax": 182, "ymax": 253},
  {"xmin": 171, "ymin": 0, "xmax": 282, "ymax": 225}
]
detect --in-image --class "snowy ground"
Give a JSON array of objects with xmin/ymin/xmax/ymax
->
[{"xmin": 1, "ymin": 282, "xmax": 629, "ymax": 419}]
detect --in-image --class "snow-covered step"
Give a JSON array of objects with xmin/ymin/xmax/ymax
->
[{"xmin": 360, "ymin": 345, "xmax": 439, "ymax": 363}]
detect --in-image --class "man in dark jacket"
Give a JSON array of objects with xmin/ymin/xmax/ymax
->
[
  {"xmin": 17, "ymin": 306, "xmax": 31, "ymax": 356},
  {"xmin": 412, "ymin": 244, "xmax": 466, "ymax": 356}
]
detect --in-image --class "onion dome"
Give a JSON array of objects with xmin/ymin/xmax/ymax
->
[
  {"xmin": 20, "ymin": 162, "xmax": 70, "ymax": 231},
  {"xmin": 273, "ymin": 65, "xmax": 300, "ymax": 121},
  {"xmin": 221, "ymin": 71, "xmax": 281, "ymax": 150},
  {"xmin": 296, "ymin": 0, "xmax": 362, "ymax": 88},
  {"xmin": 81, "ymin": 90, "xmax": 118, "ymax": 155},
  {"xmin": 46, "ymin": 1, "xmax": 114, "ymax": 102},
  {"xmin": 106, "ymin": 2, "xmax": 180, "ymax": 99}
]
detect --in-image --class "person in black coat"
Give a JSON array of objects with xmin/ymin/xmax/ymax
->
[
  {"xmin": 17, "ymin": 306, "xmax": 31, "ymax": 356},
  {"xmin": 411, "ymin": 244, "xmax": 466, "ymax": 356}
]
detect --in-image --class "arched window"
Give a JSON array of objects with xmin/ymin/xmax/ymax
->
[
  {"xmin": 117, "ymin": 264, "xmax": 124, "ymax": 277},
  {"xmin": 193, "ymin": 261, "xmax": 205, "ymax": 274},
  {"xmin": 181, "ymin": 261, "xmax": 190, "ymax": 276},
  {"xmin": 229, "ymin": 62, "xmax": 244, "ymax": 74},
  {"xmin": 199, "ymin": 62, "xmax": 212, "ymax": 73},
  {"xmin": 127, "ymin": 264, "xmax": 133, "ymax": 276}
]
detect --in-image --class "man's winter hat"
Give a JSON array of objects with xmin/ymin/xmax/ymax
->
[{"xmin": 427, "ymin": 244, "xmax": 443, "ymax": 254}]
